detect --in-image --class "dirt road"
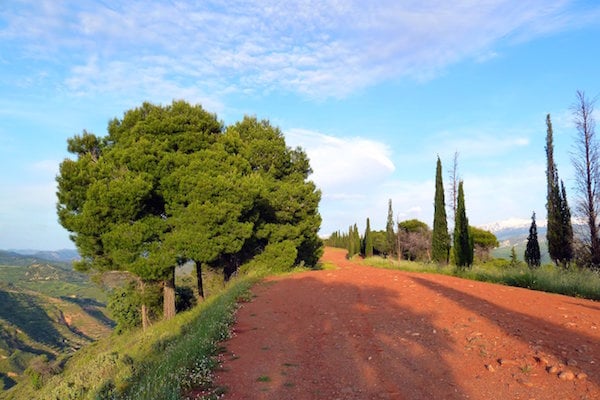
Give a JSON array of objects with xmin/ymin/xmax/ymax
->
[{"xmin": 212, "ymin": 247, "xmax": 600, "ymax": 399}]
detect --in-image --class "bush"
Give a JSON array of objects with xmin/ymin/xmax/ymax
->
[{"xmin": 107, "ymin": 282, "xmax": 162, "ymax": 333}]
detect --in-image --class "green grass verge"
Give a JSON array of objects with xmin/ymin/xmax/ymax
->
[
  {"xmin": 3, "ymin": 274, "xmax": 260, "ymax": 400},
  {"xmin": 361, "ymin": 256, "xmax": 600, "ymax": 301}
]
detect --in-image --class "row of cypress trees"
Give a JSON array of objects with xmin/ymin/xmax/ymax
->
[{"xmin": 432, "ymin": 157, "xmax": 473, "ymax": 268}]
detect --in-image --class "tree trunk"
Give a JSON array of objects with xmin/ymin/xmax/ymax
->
[
  {"xmin": 223, "ymin": 254, "xmax": 239, "ymax": 282},
  {"xmin": 141, "ymin": 304, "xmax": 150, "ymax": 331},
  {"xmin": 195, "ymin": 261, "xmax": 205, "ymax": 302},
  {"xmin": 139, "ymin": 280, "xmax": 150, "ymax": 330},
  {"xmin": 163, "ymin": 267, "xmax": 176, "ymax": 320}
]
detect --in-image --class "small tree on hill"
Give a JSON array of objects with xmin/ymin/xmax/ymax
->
[{"xmin": 524, "ymin": 212, "xmax": 541, "ymax": 268}]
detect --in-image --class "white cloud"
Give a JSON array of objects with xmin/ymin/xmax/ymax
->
[
  {"xmin": 285, "ymin": 128, "xmax": 395, "ymax": 190},
  {"xmin": 3, "ymin": 1, "xmax": 597, "ymax": 98}
]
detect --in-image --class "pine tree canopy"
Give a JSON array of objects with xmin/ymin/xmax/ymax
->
[{"xmin": 57, "ymin": 101, "xmax": 323, "ymax": 289}]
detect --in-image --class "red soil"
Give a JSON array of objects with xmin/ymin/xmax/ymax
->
[{"xmin": 211, "ymin": 247, "xmax": 600, "ymax": 399}]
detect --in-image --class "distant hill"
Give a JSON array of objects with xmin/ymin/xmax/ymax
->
[
  {"xmin": 5, "ymin": 249, "xmax": 79, "ymax": 263},
  {"xmin": 478, "ymin": 218, "xmax": 551, "ymax": 263},
  {"xmin": 0, "ymin": 251, "xmax": 112, "ymax": 391}
]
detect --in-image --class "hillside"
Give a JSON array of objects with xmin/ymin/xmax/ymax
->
[
  {"xmin": 0, "ymin": 252, "xmax": 112, "ymax": 391},
  {"xmin": 481, "ymin": 219, "xmax": 552, "ymax": 264}
]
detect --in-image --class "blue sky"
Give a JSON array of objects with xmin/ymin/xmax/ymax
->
[{"xmin": 1, "ymin": 1, "xmax": 599, "ymax": 250}]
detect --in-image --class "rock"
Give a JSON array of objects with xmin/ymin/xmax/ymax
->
[
  {"xmin": 577, "ymin": 373, "xmax": 588, "ymax": 380},
  {"xmin": 517, "ymin": 378, "xmax": 534, "ymax": 388},
  {"xmin": 567, "ymin": 359, "xmax": 578, "ymax": 367},
  {"xmin": 558, "ymin": 371, "xmax": 575, "ymax": 381},
  {"xmin": 486, "ymin": 364, "xmax": 495, "ymax": 372},
  {"xmin": 547, "ymin": 365, "xmax": 558, "ymax": 374},
  {"xmin": 535, "ymin": 356, "xmax": 549, "ymax": 365},
  {"xmin": 499, "ymin": 359, "xmax": 517, "ymax": 366}
]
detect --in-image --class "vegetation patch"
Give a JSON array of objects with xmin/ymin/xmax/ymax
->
[
  {"xmin": 361, "ymin": 256, "xmax": 600, "ymax": 301},
  {"xmin": 3, "ymin": 275, "xmax": 259, "ymax": 400}
]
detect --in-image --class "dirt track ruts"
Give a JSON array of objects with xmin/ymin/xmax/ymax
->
[{"xmin": 211, "ymin": 247, "xmax": 600, "ymax": 399}]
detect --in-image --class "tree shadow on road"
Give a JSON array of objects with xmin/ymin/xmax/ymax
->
[
  {"xmin": 411, "ymin": 276, "xmax": 600, "ymax": 387},
  {"xmin": 217, "ymin": 273, "xmax": 469, "ymax": 400}
]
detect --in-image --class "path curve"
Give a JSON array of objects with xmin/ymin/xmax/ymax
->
[{"xmin": 211, "ymin": 247, "xmax": 600, "ymax": 399}]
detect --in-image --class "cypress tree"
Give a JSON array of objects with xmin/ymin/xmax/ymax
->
[
  {"xmin": 559, "ymin": 181, "xmax": 574, "ymax": 266},
  {"xmin": 364, "ymin": 218, "xmax": 374, "ymax": 257},
  {"xmin": 432, "ymin": 156, "xmax": 451, "ymax": 264},
  {"xmin": 545, "ymin": 114, "xmax": 574, "ymax": 267},
  {"xmin": 524, "ymin": 212, "xmax": 541, "ymax": 268},
  {"xmin": 453, "ymin": 181, "xmax": 473, "ymax": 268},
  {"xmin": 386, "ymin": 199, "xmax": 396, "ymax": 257},
  {"xmin": 353, "ymin": 223, "xmax": 361, "ymax": 258},
  {"xmin": 347, "ymin": 225, "xmax": 354, "ymax": 258}
]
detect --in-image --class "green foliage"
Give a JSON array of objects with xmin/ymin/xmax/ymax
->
[
  {"xmin": 107, "ymin": 282, "xmax": 162, "ymax": 334},
  {"xmin": 524, "ymin": 212, "xmax": 541, "ymax": 268},
  {"xmin": 398, "ymin": 219, "xmax": 429, "ymax": 233},
  {"xmin": 453, "ymin": 181, "xmax": 473, "ymax": 268},
  {"xmin": 371, "ymin": 231, "xmax": 388, "ymax": 256},
  {"xmin": 470, "ymin": 227, "xmax": 499, "ymax": 249},
  {"xmin": 432, "ymin": 157, "xmax": 450, "ymax": 264}
]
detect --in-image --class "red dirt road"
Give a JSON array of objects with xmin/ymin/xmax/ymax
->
[{"xmin": 212, "ymin": 247, "xmax": 600, "ymax": 399}]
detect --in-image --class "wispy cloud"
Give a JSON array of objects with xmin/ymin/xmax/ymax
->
[{"xmin": 2, "ymin": 1, "xmax": 596, "ymax": 99}]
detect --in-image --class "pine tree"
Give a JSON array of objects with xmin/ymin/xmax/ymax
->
[
  {"xmin": 524, "ymin": 212, "xmax": 541, "ymax": 268},
  {"xmin": 386, "ymin": 199, "xmax": 396, "ymax": 257},
  {"xmin": 453, "ymin": 181, "xmax": 473, "ymax": 268},
  {"xmin": 546, "ymin": 114, "xmax": 573, "ymax": 267},
  {"xmin": 364, "ymin": 218, "xmax": 374, "ymax": 257},
  {"xmin": 432, "ymin": 156, "xmax": 450, "ymax": 264}
]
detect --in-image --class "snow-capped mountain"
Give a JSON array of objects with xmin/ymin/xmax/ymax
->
[{"xmin": 478, "ymin": 218, "xmax": 547, "ymax": 242}]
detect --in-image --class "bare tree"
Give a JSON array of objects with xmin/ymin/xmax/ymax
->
[
  {"xmin": 571, "ymin": 90, "xmax": 600, "ymax": 268},
  {"xmin": 447, "ymin": 151, "xmax": 459, "ymax": 222}
]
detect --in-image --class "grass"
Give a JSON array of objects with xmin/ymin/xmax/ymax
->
[
  {"xmin": 3, "ymin": 274, "xmax": 260, "ymax": 400},
  {"xmin": 360, "ymin": 256, "xmax": 600, "ymax": 301}
]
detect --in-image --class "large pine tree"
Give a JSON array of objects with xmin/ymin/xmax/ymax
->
[
  {"xmin": 524, "ymin": 212, "xmax": 541, "ymax": 268},
  {"xmin": 432, "ymin": 157, "xmax": 450, "ymax": 264},
  {"xmin": 545, "ymin": 114, "xmax": 573, "ymax": 268},
  {"xmin": 453, "ymin": 181, "xmax": 473, "ymax": 268}
]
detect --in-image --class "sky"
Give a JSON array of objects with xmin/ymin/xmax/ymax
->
[{"xmin": 1, "ymin": 0, "xmax": 600, "ymax": 250}]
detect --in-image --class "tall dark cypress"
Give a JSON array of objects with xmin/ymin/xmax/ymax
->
[
  {"xmin": 524, "ymin": 212, "xmax": 541, "ymax": 268},
  {"xmin": 545, "ymin": 114, "xmax": 573, "ymax": 267},
  {"xmin": 386, "ymin": 199, "xmax": 396, "ymax": 257},
  {"xmin": 353, "ymin": 223, "xmax": 361, "ymax": 258},
  {"xmin": 347, "ymin": 225, "xmax": 355, "ymax": 258},
  {"xmin": 453, "ymin": 181, "xmax": 473, "ymax": 268},
  {"xmin": 559, "ymin": 181, "xmax": 574, "ymax": 265},
  {"xmin": 432, "ymin": 157, "xmax": 451, "ymax": 263},
  {"xmin": 364, "ymin": 218, "xmax": 373, "ymax": 257}
]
